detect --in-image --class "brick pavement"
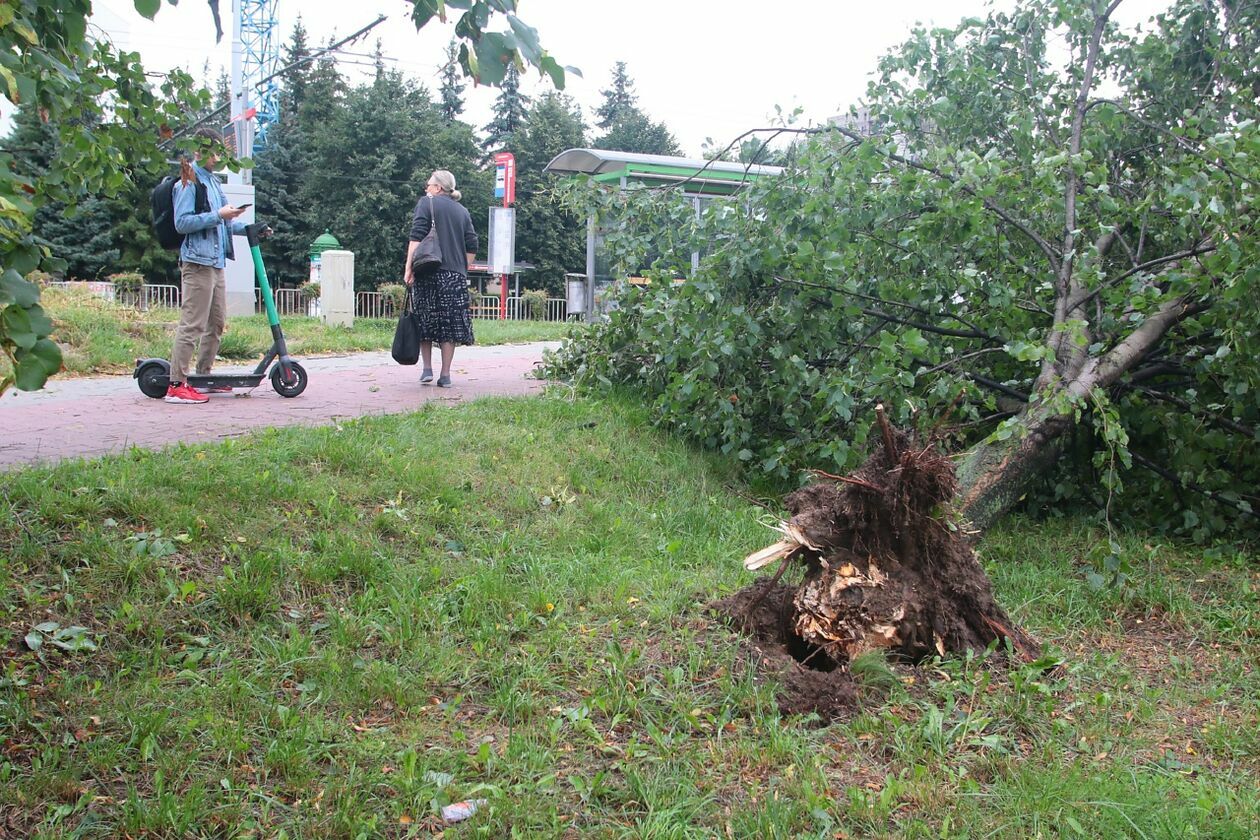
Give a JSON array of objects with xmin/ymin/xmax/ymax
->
[{"xmin": 0, "ymin": 342, "xmax": 557, "ymax": 470}]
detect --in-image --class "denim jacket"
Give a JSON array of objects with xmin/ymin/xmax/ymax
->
[{"xmin": 173, "ymin": 164, "xmax": 246, "ymax": 268}]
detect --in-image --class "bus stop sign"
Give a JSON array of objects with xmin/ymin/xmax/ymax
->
[{"xmin": 493, "ymin": 152, "xmax": 516, "ymax": 206}]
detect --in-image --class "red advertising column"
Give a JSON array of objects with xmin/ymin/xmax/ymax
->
[{"xmin": 492, "ymin": 152, "xmax": 516, "ymax": 320}]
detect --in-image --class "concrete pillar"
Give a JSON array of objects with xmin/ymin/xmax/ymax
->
[
  {"xmin": 221, "ymin": 182, "xmax": 257, "ymax": 317},
  {"xmin": 320, "ymin": 250, "xmax": 354, "ymax": 327}
]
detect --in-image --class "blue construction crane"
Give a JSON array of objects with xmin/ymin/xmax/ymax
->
[{"xmin": 236, "ymin": 0, "xmax": 280, "ymax": 148}]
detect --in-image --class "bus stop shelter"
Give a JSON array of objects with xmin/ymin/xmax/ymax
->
[{"xmin": 544, "ymin": 148, "xmax": 782, "ymax": 319}]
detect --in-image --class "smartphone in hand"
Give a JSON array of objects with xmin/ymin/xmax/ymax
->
[{"xmin": 237, "ymin": 203, "xmax": 252, "ymax": 211}]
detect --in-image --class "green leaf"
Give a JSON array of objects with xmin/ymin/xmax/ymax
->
[
  {"xmin": 0, "ymin": 270, "xmax": 40, "ymax": 307},
  {"xmin": 410, "ymin": 0, "xmax": 442, "ymax": 28},
  {"xmin": 0, "ymin": 65, "xmax": 18, "ymax": 102},
  {"xmin": 133, "ymin": 0, "xmax": 162, "ymax": 20},
  {"xmin": 24, "ymin": 304, "xmax": 52, "ymax": 337},
  {"xmin": 9, "ymin": 247, "xmax": 40, "ymax": 277},
  {"xmin": 14, "ymin": 354, "xmax": 53, "ymax": 391},
  {"xmin": 473, "ymin": 32, "xmax": 513, "ymax": 85},
  {"xmin": 11, "ymin": 22, "xmax": 38, "ymax": 45},
  {"xmin": 1, "ymin": 304, "xmax": 37, "ymax": 350},
  {"xmin": 539, "ymin": 55, "xmax": 566, "ymax": 90},
  {"xmin": 507, "ymin": 15, "xmax": 542, "ymax": 65},
  {"xmin": 50, "ymin": 626, "xmax": 97, "ymax": 653},
  {"xmin": 1003, "ymin": 340, "xmax": 1047, "ymax": 363},
  {"xmin": 16, "ymin": 338, "xmax": 62, "ymax": 376}
]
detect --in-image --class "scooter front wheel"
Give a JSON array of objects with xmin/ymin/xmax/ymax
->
[
  {"xmin": 136, "ymin": 360, "xmax": 171, "ymax": 399},
  {"xmin": 269, "ymin": 360, "xmax": 308, "ymax": 398}
]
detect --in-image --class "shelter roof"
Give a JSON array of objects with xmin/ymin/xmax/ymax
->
[{"xmin": 544, "ymin": 148, "xmax": 782, "ymax": 190}]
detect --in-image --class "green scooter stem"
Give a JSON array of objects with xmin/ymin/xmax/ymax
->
[{"xmin": 245, "ymin": 223, "xmax": 294, "ymax": 382}]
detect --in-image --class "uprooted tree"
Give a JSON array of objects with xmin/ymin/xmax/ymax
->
[
  {"xmin": 550, "ymin": 0, "xmax": 1259, "ymax": 541},
  {"xmin": 721, "ymin": 408, "xmax": 1044, "ymax": 717}
]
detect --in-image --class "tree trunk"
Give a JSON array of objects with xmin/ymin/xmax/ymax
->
[{"xmin": 953, "ymin": 401, "xmax": 1076, "ymax": 532}]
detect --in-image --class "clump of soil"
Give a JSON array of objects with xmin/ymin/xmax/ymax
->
[
  {"xmin": 713, "ymin": 408, "xmax": 1039, "ymax": 719},
  {"xmin": 712, "ymin": 581, "xmax": 863, "ymax": 719}
]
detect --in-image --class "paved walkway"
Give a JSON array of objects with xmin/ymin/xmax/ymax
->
[{"xmin": 0, "ymin": 342, "xmax": 557, "ymax": 470}]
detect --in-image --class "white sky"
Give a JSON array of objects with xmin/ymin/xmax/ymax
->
[{"xmin": 7, "ymin": 0, "xmax": 1169, "ymax": 157}]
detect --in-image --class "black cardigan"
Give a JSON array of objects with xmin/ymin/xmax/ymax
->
[{"xmin": 409, "ymin": 193, "xmax": 479, "ymax": 276}]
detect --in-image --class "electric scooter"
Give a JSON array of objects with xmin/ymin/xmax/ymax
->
[{"xmin": 134, "ymin": 222, "xmax": 309, "ymax": 399}]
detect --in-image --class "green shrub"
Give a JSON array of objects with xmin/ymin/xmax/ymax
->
[
  {"xmin": 298, "ymin": 282, "xmax": 320, "ymax": 301},
  {"xmin": 108, "ymin": 272, "xmax": 145, "ymax": 307},
  {"xmin": 522, "ymin": 288, "xmax": 548, "ymax": 320},
  {"xmin": 378, "ymin": 283, "xmax": 406, "ymax": 312}
]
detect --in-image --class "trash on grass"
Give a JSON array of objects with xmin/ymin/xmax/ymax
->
[{"xmin": 441, "ymin": 799, "xmax": 488, "ymax": 823}]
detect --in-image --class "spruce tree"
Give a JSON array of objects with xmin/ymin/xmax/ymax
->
[
  {"xmin": 214, "ymin": 69, "xmax": 230, "ymax": 113},
  {"xmin": 252, "ymin": 19, "xmax": 318, "ymax": 286},
  {"xmin": 289, "ymin": 42, "xmax": 348, "ymax": 282},
  {"xmin": 592, "ymin": 62, "xmax": 681, "ymax": 155},
  {"xmin": 38, "ymin": 197, "xmax": 120, "ymax": 280},
  {"xmin": 482, "ymin": 64, "xmax": 529, "ymax": 152},
  {"xmin": 281, "ymin": 17, "xmax": 313, "ymax": 115},
  {"xmin": 594, "ymin": 61, "xmax": 636, "ymax": 130},
  {"xmin": 438, "ymin": 40, "xmax": 465, "ymax": 123},
  {"xmin": 8, "ymin": 106, "xmax": 122, "ymax": 280},
  {"xmin": 596, "ymin": 110, "xmax": 681, "ymax": 156}
]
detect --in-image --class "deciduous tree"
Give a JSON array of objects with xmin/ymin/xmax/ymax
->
[{"xmin": 552, "ymin": 0, "xmax": 1258, "ymax": 538}]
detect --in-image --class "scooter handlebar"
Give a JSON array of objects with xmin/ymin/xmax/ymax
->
[{"xmin": 245, "ymin": 222, "xmax": 273, "ymax": 247}]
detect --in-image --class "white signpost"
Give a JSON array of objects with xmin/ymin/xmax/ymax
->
[{"xmin": 488, "ymin": 207, "xmax": 516, "ymax": 276}]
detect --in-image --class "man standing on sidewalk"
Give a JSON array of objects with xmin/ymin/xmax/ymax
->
[{"xmin": 164, "ymin": 127, "xmax": 249, "ymax": 405}]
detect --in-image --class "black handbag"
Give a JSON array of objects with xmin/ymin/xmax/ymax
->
[
  {"xmin": 391, "ymin": 286, "xmax": 420, "ymax": 365},
  {"xmin": 409, "ymin": 195, "xmax": 444, "ymax": 276}
]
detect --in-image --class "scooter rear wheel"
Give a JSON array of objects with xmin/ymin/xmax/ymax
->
[
  {"xmin": 136, "ymin": 360, "xmax": 171, "ymax": 399},
  {"xmin": 270, "ymin": 360, "xmax": 308, "ymax": 398}
]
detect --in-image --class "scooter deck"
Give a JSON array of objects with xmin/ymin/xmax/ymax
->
[{"xmin": 184, "ymin": 374, "xmax": 266, "ymax": 388}]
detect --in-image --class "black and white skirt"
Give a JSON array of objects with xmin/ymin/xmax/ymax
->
[{"xmin": 409, "ymin": 269, "xmax": 474, "ymax": 346}]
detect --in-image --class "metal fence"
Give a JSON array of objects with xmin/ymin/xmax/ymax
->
[
  {"xmin": 356, "ymin": 291, "xmax": 568, "ymax": 321},
  {"xmin": 355, "ymin": 291, "xmax": 398, "ymax": 319},
  {"xmin": 45, "ymin": 280, "xmax": 567, "ymax": 321},
  {"xmin": 46, "ymin": 281, "xmax": 181, "ymax": 310},
  {"xmin": 471, "ymin": 295, "xmax": 568, "ymax": 321},
  {"xmin": 264, "ymin": 287, "xmax": 308, "ymax": 317}
]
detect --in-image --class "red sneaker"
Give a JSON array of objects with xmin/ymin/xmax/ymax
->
[
  {"xmin": 164, "ymin": 382, "xmax": 209, "ymax": 404},
  {"xmin": 195, "ymin": 385, "xmax": 234, "ymax": 394}
]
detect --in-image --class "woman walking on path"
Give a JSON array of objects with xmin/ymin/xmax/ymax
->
[
  {"xmin": 164, "ymin": 127, "xmax": 249, "ymax": 404},
  {"xmin": 403, "ymin": 169, "xmax": 478, "ymax": 388}
]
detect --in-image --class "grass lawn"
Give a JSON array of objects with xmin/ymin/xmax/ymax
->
[
  {"xmin": 0, "ymin": 393, "xmax": 1255, "ymax": 837},
  {"xmin": 13, "ymin": 286, "xmax": 571, "ymax": 377}
]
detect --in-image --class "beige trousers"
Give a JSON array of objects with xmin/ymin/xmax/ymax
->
[{"xmin": 170, "ymin": 262, "xmax": 227, "ymax": 382}]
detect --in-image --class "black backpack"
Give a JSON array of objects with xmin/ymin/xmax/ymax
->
[{"xmin": 151, "ymin": 174, "xmax": 209, "ymax": 250}]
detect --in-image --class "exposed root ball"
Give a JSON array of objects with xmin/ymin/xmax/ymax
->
[{"xmin": 719, "ymin": 410, "xmax": 1039, "ymax": 718}]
